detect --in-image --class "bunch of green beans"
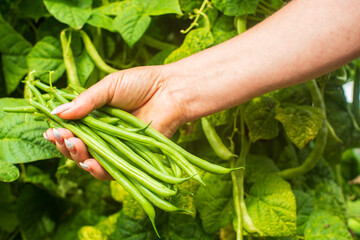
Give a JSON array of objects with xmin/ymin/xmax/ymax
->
[{"xmin": 4, "ymin": 80, "xmax": 240, "ymax": 235}]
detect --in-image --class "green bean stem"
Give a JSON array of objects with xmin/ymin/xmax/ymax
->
[
  {"xmin": 60, "ymin": 30, "xmax": 81, "ymax": 86},
  {"xmin": 88, "ymin": 148, "xmax": 159, "ymax": 236},
  {"xmin": 278, "ymin": 79, "xmax": 328, "ymax": 179},
  {"xmin": 80, "ymin": 30, "xmax": 119, "ymax": 74},
  {"xmin": 201, "ymin": 117, "xmax": 237, "ymax": 161},
  {"xmin": 100, "ymin": 106, "xmax": 237, "ymax": 174}
]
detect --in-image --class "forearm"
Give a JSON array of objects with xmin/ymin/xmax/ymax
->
[{"xmin": 164, "ymin": 0, "xmax": 360, "ymax": 122}]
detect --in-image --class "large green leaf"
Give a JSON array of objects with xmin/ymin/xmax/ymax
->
[
  {"xmin": 0, "ymin": 98, "xmax": 60, "ymax": 164},
  {"xmin": 24, "ymin": 165, "xmax": 59, "ymax": 196},
  {"xmin": 26, "ymin": 36, "xmax": 65, "ymax": 83},
  {"xmin": 293, "ymin": 190, "xmax": 314, "ymax": 236},
  {"xmin": 212, "ymin": 15, "xmax": 237, "ymax": 45},
  {"xmin": 112, "ymin": 0, "xmax": 181, "ymax": 47},
  {"xmin": 108, "ymin": 211, "xmax": 157, "ymax": 240},
  {"xmin": 19, "ymin": 0, "xmax": 48, "ymax": 20},
  {"xmin": 134, "ymin": 0, "xmax": 182, "ymax": 15},
  {"xmin": 44, "ymin": 0, "xmax": 93, "ymax": 29},
  {"xmin": 195, "ymin": 173, "xmax": 233, "ymax": 233},
  {"xmin": 0, "ymin": 14, "xmax": 32, "ymax": 94},
  {"xmin": 304, "ymin": 210, "xmax": 352, "ymax": 240},
  {"xmin": 244, "ymin": 95, "xmax": 279, "ymax": 142},
  {"xmin": 212, "ymin": 0, "xmax": 260, "ymax": 16},
  {"xmin": 164, "ymin": 214, "xmax": 215, "ymax": 240},
  {"xmin": 244, "ymin": 154, "xmax": 279, "ymax": 183},
  {"xmin": 313, "ymin": 180, "xmax": 346, "ymax": 223},
  {"xmin": 113, "ymin": 3, "xmax": 151, "ymax": 48},
  {"xmin": 165, "ymin": 28, "xmax": 214, "ymax": 64},
  {"xmin": 275, "ymin": 105, "xmax": 325, "ymax": 149},
  {"xmin": 245, "ymin": 175, "xmax": 296, "ymax": 236},
  {"xmin": 87, "ymin": 11, "xmax": 115, "ymax": 32},
  {"xmin": 0, "ymin": 161, "xmax": 19, "ymax": 182}
]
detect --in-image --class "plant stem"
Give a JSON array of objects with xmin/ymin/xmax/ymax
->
[
  {"xmin": 180, "ymin": 0, "xmax": 209, "ymax": 34},
  {"xmin": 60, "ymin": 30, "xmax": 81, "ymax": 86}
]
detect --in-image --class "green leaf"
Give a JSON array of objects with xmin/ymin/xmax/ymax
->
[
  {"xmin": 273, "ymin": 84, "xmax": 312, "ymax": 106},
  {"xmin": 0, "ymin": 98, "xmax": 60, "ymax": 164},
  {"xmin": 17, "ymin": 185, "xmax": 56, "ymax": 240},
  {"xmin": 164, "ymin": 214, "xmax": 215, "ymax": 240},
  {"xmin": 195, "ymin": 173, "xmax": 233, "ymax": 233},
  {"xmin": 26, "ymin": 36, "xmax": 65, "ymax": 83},
  {"xmin": 244, "ymin": 154, "xmax": 279, "ymax": 183},
  {"xmin": 212, "ymin": 0, "xmax": 260, "ymax": 16},
  {"xmin": 212, "ymin": 15, "xmax": 237, "ymax": 45},
  {"xmin": 244, "ymin": 95, "xmax": 279, "ymax": 142},
  {"xmin": 134, "ymin": 0, "xmax": 182, "ymax": 15},
  {"xmin": 76, "ymin": 50, "xmax": 95, "ymax": 86},
  {"xmin": 0, "ymin": 14, "xmax": 32, "ymax": 94},
  {"xmin": 109, "ymin": 211, "xmax": 157, "ymax": 240},
  {"xmin": 44, "ymin": 0, "xmax": 93, "ymax": 29},
  {"xmin": 113, "ymin": 3, "xmax": 151, "ymax": 48},
  {"xmin": 171, "ymin": 179, "xmax": 200, "ymax": 217},
  {"xmin": 0, "ymin": 161, "xmax": 19, "ymax": 182},
  {"xmin": 97, "ymin": 2, "xmax": 126, "ymax": 16},
  {"xmin": 347, "ymin": 200, "xmax": 360, "ymax": 234},
  {"xmin": 87, "ymin": 11, "xmax": 115, "ymax": 32},
  {"xmin": 275, "ymin": 105, "xmax": 325, "ymax": 149},
  {"xmin": 293, "ymin": 190, "xmax": 314, "ymax": 236},
  {"xmin": 245, "ymin": 175, "xmax": 296, "ymax": 236},
  {"xmin": 165, "ymin": 28, "xmax": 214, "ymax": 64},
  {"xmin": 19, "ymin": 0, "xmax": 48, "ymax": 20},
  {"xmin": 304, "ymin": 210, "xmax": 352, "ymax": 240},
  {"xmin": 110, "ymin": 181, "xmax": 126, "ymax": 202},
  {"xmin": 313, "ymin": 180, "xmax": 346, "ymax": 223}
]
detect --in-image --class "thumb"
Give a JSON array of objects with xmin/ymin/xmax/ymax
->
[{"xmin": 52, "ymin": 75, "xmax": 115, "ymax": 119}]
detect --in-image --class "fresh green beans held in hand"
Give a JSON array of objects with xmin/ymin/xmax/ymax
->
[
  {"xmin": 101, "ymin": 106, "xmax": 239, "ymax": 174},
  {"xmin": 29, "ymin": 100, "xmax": 178, "ymax": 198}
]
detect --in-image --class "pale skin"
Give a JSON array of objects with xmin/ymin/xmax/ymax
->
[{"xmin": 45, "ymin": 0, "xmax": 360, "ymax": 180}]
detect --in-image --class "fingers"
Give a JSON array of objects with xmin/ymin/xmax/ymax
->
[
  {"xmin": 44, "ymin": 129, "xmax": 113, "ymax": 181},
  {"xmin": 52, "ymin": 73, "xmax": 117, "ymax": 119}
]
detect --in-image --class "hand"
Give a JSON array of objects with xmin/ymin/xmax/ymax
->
[{"xmin": 44, "ymin": 65, "xmax": 187, "ymax": 180}]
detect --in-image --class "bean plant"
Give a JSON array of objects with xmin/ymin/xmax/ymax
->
[{"xmin": 0, "ymin": 0, "xmax": 359, "ymax": 240}]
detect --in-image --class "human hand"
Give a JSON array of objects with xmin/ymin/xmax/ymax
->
[{"xmin": 44, "ymin": 65, "xmax": 188, "ymax": 180}]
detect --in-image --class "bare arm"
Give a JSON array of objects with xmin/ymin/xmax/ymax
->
[{"xmin": 165, "ymin": 0, "xmax": 360, "ymax": 122}]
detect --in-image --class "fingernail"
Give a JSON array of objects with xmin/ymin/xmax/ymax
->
[
  {"xmin": 53, "ymin": 128, "xmax": 62, "ymax": 143},
  {"xmin": 64, "ymin": 139, "xmax": 75, "ymax": 153},
  {"xmin": 79, "ymin": 162, "xmax": 90, "ymax": 171},
  {"xmin": 43, "ymin": 132, "xmax": 50, "ymax": 141},
  {"xmin": 51, "ymin": 102, "xmax": 74, "ymax": 115}
]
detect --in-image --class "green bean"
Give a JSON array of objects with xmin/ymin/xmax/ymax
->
[
  {"xmin": 80, "ymin": 30, "xmax": 119, "ymax": 74},
  {"xmin": 100, "ymin": 106, "xmax": 238, "ymax": 174},
  {"xmin": 125, "ymin": 141, "xmax": 170, "ymax": 175},
  {"xmin": 60, "ymin": 30, "xmax": 81, "ymax": 86},
  {"xmin": 131, "ymin": 178, "xmax": 192, "ymax": 214},
  {"xmin": 81, "ymin": 116, "xmax": 203, "ymax": 184},
  {"xmin": 98, "ymin": 117, "xmax": 120, "ymax": 125},
  {"xmin": 29, "ymin": 100, "xmax": 177, "ymax": 198},
  {"xmin": 201, "ymin": 117, "xmax": 237, "ymax": 161},
  {"xmin": 2, "ymin": 106, "xmax": 37, "ymax": 113},
  {"xmin": 27, "ymin": 82, "xmax": 47, "ymax": 106},
  {"xmin": 88, "ymin": 148, "xmax": 159, "ymax": 237},
  {"xmin": 93, "ymin": 129, "xmax": 191, "ymax": 184}
]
